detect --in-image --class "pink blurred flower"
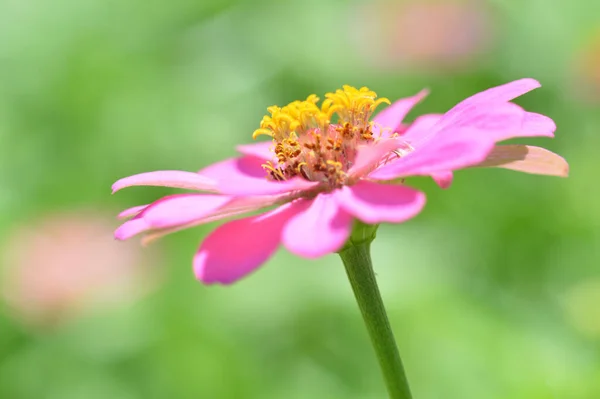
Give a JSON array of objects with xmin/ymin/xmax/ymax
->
[
  {"xmin": 353, "ymin": 0, "xmax": 494, "ymax": 72},
  {"xmin": 1, "ymin": 211, "xmax": 161, "ymax": 327},
  {"xmin": 113, "ymin": 80, "xmax": 567, "ymax": 285}
]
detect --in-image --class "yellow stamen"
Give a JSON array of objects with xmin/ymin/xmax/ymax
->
[
  {"xmin": 252, "ymin": 128, "xmax": 274, "ymax": 139},
  {"xmin": 253, "ymin": 85, "xmax": 392, "ymax": 185}
]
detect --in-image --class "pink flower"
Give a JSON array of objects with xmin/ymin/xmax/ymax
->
[
  {"xmin": 352, "ymin": 0, "xmax": 494, "ymax": 72},
  {"xmin": 113, "ymin": 80, "xmax": 568, "ymax": 285},
  {"xmin": 1, "ymin": 211, "xmax": 161, "ymax": 327}
]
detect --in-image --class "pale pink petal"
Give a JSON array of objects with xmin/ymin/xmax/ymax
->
[
  {"xmin": 388, "ymin": 114, "xmax": 453, "ymax": 188},
  {"xmin": 437, "ymin": 102, "xmax": 527, "ymax": 144},
  {"xmin": 448, "ymin": 78, "xmax": 541, "ymax": 114},
  {"xmin": 194, "ymin": 202, "xmax": 303, "ymax": 284},
  {"xmin": 401, "ymin": 114, "xmax": 443, "ymax": 146},
  {"xmin": 372, "ymin": 90, "xmax": 429, "ymax": 138},
  {"xmin": 397, "ymin": 79, "xmax": 542, "ymax": 147},
  {"xmin": 475, "ymin": 145, "xmax": 569, "ymax": 177},
  {"xmin": 114, "ymin": 218, "xmax": 151, "ymax": 241},
  {"xmin": 369, "ymin": 130, "xmax": 495, "ymax": 180},
  {"xmin": 117, "ymin": 205, "xmax": 148, "ymax": 219},
  {"xmin": 115, "ymin": 194, "xmax": 233, "ymax": 240},
  {"xmin": 236, "ymin": 141, "xmax": 274, "ymax": 160},
  {"xmin": 402, "ymin": 82, "xmax": 552, "ymax": 148},
  {"xmin": 436, "ymin": 102, "xmax": 555, "ymax": 146},
  {"xmin": 335, "ymin": 181, "xmax": 426, "ymax": 224},
  {"xmin": 199, "ymin": 155, "xmax": 265, "ymax": 179},
  {"xmin": 139, "ymin": 195, "xmax": 233, "ymax": 227},
  {"xmin": 112, "ymin": 171, "xmax": 217, "ymax": 194},
  {"xmin": 282, "ymin": 195, "xmax": 352, "ymax": 258},
  {"xmin": 199, "ymin": 156, "xmax": 318, "ymax": 195},
  {"xmin": 520, "ymin": 112, "xmax": 556, "ymax": 138},
  {"xmin": 431, "ymin": 171, "xmax": 454, "ymax": 189},
  {"xmin": 431, "ymin": 79, "xmax": 543, "ymax": 142},
  {"xmin": 115, "ymin": 193, "xmax": 288, "ymax": 241},
  {"xmin": 137, "ymin": 194, "xmax": 291, "ymax": 245},
  {"xmin": 348, "ymin": 138, "xmax": 409, "ymax": 178}
]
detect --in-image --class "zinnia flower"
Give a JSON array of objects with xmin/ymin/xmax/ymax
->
[
  {"xmin": 113, "ymin": 79, "xmax": 567, "ymax": 284},
  {"xmin": 2, "ymin": 211, "xmax": 161, "ymax": 326},
  {"xmin": 354, "ymin": 0, "xmax": 494, "ymax": 72}
]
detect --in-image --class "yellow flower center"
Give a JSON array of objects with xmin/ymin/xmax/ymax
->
[{"xmin": 253, "ymin": 85, "xmax": 390, "ymax": 186}]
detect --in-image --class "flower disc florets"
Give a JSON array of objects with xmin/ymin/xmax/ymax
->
[{"xmin": 253, "ymin": 85, "xmax": 391, "ymax": 188}]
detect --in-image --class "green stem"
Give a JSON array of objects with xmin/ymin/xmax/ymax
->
[{"xmin": 339, "ymin": 241, "xmax": 413, "ymax": 399}]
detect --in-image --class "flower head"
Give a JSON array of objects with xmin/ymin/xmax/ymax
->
[{"xmin": 113, "ymin": 79, "xmax": 568, "ymax": 285}]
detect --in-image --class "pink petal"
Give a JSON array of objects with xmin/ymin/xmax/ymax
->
[
  {"xmin": 348, "ymin": 138, "xmax": 409, "ymax": 178},
  {"xmin": 433, "ymin": 79, "xmax": 543, "ymax": 141},
  {"xmin": 117, "ymin": 205, "xmax": 148, "ymax": 219},
  {"xmin": 335, "ymin": 181, "xmax": 426, "ymax": 224},
  {"xmin": 448, "ymin": 78, "xmax": 541, "ymax": 114},
  {"xmin": 436, "ymin": 102, "xmax": 526, "ymax": 143},
  {"xmin": 431, "ymin": 171, "xmax": 454, "ymax": 189},
  {"xmin": 520, "ymin": 112, "xmax": 556, "ymax": 138},
  {"xmin": 401, "ymin": 114, "xmax": 444, "ymax": 146},
  {"xmin": 115, "ymin": 194, "xmax": 233, "ymax": 240},
  {"xmin": 114, "ymin": 218, "xmax": 151, "ymax": 240},
  {"xmin": 389, "ymin": 115, "xmax": 453, "ymax": 188},
  {"xmin": 369, "ymin": 129, "xmax": 495, "ymax": 180},
  {"xmin": 194, "ymin": 202, "xmax": 303, "ymax": 284},
  {"xmin": 402, "ymin": 83, "xmax": 552, "ymax": 149},
  {"xmin": 112, "ymin": 171, "xmax": 217, "ymax": 194},
  {"xmin": 372, "ymin": 89, "xmax": 429, "ymax": 138},
  {"xmin": 435, "ymin": 102, "xmax": 554, "ymax": 145},
  {"xmin": 282, "ymin": 195, "xmax": 352, "ymax": 258},
  {"xmin": 199, "ymin": 156, "xmax": 318, "ymax": 195},
  {"xmin": 236, "ymin": 141, "xmax": 274, "ymax": 160},
  {"xmin": 139, "ymin": 194, "xmax": 290, "ymax": 245},
  {"xmin": 475, "ymin": 145, "xmax": 569, "ymax": 177},
  {"xmin": 139, "ymin": 195, "xmax": 234, "ymax": 227}
]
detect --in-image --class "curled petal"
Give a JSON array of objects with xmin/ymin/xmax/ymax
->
[
  {"xmin": 372, "ymin": 89, "xmax": 429, "ymax": 138},
  {"xmin": 200, "ymin": 156, "xmax": 318, "ymax": 195},
  {"xmin": 520, "ymin": 112, "xmax": 556, "ymax": 138},
  {"xmin": 194, "ymin": 202, "xmax": 303, "ymax": 285},
  {"xmin": 282, "ymin": 195, "xmax": 352, "ymax": 258},
  {"xmin": 114, "ymin": 218, "xmax": 151, "ymax": 241},
  {"xmin": 118, "ymin": 204, "xmax": 148, "ymax": 219},
  {"xmin": 431, "ymin": 171, "xmax": 454, "ymax": 189},
  {"xmin": 112, "ymin": 171, "xmax": 217, "ymax": 194},
  {"xmin": 335, "ymin": 181, "xmax": 426, "ymax": 224},
  {"xmin": 476, "ymin": 145, "xmax": 569, "ymax": 177}
]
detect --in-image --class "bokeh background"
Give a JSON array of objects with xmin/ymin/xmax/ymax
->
[{"xmin": 0, "ymin": 0, "xmax": 598, "ymax": 398}]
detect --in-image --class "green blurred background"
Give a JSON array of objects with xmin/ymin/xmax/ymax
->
[{"xmin": 0, "ymin": 0, "xmax": 598, "ymax": 398}]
